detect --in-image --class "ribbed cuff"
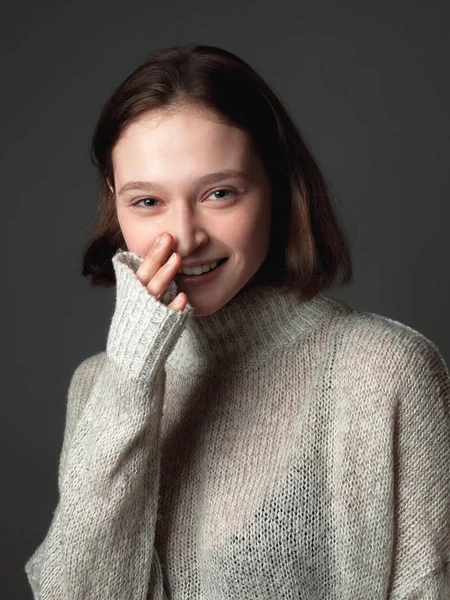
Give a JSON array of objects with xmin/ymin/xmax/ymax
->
[{"xmin": 106, "ymin": 250, "xmax": 194, "ymax": 382}]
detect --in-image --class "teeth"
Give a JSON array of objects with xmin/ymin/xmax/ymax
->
[{"xmin": 178, "ymin": 260, "xmax": 219, "ymax": 276}]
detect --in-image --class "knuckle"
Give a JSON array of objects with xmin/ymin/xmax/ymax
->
[
  {"xmin": 135, "ymin": 267, "xmax": 147, "ymax": 285},
  {"xmin": 146, "ymin": 284, "xmax": 161, "ymax": 300},
  {"xmin": 146, "ymin": 274, "xmax": 165, "ymax": 297}
]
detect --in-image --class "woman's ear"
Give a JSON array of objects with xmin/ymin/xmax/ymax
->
[{"xmin": 106, "ymin": 177, "xmax": 114, "ymax": 195}]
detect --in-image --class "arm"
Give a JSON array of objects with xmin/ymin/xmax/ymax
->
[
  {"xmin": 389, "ymin": 337, "xmax": 450, "ymax": 599},
  {"xmin": 25, "ymin": 251, "xmax": 193, "ymax": 599}
]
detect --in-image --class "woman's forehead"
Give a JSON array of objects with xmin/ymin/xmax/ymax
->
[
  {"xmin": 112, "ymin": 109, "xmax": 260, "ymax": 185},
  {"xmin": 116, "ymin": 107, "xmax": 248, "ymax": 152}
]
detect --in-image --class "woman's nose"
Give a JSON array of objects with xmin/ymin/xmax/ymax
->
[{"xmin": 167, "ymin": 210, "xmax": 209, "ymax": 258}]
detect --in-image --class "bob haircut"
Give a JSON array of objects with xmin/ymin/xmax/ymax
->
[{"xmin": 82, "ymin": 44, "xmax": 353, "ymax": 301}]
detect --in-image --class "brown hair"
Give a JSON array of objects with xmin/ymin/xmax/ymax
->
[{"xmin": 82, "ymin": 44, "xmax": 353, "ymax": 301}]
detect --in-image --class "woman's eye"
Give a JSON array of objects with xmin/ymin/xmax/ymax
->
[
  {"xmin": 208, "ymin": 189, "xmax": 235, "ymax": 201},
  {"xmin": 132, "ymin": 189, "xmax": 235, "ymax": 210},
  {"xmin": 133, "ymin": 198, "xmax": 160, "ymax": 210}
]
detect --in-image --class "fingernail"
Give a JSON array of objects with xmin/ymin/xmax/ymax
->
[
  {"xmin": 168, "ymin": 252, "xmax": 177, "ymax": 265},
  {"xmin": 156, "ymin": 233, "xmax": 167, "ymax": 245}
]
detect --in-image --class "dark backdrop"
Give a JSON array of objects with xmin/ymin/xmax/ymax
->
[{"xmin": 3, "ymin": 1, "xmax": 449, "ymax": 596}]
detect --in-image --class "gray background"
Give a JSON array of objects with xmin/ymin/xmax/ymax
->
[{"xmin": 3, "ymin": 1, "xmax": 449, "ymax": 596}]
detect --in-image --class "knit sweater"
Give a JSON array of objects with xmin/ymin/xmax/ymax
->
[{"xmin": 25, "ymin": 249, "xmax": 450, "ymax": 599}]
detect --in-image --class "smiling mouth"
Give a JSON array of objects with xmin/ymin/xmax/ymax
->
[
  {"xmin": 178, "ymin": 257, "xmax": 228, "ymax": 275},
  {"xmin": 175, "ymin": 257, "xmax": 228, "ymax": 280}
]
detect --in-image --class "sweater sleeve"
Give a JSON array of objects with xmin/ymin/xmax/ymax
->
[
  {"xmin": 389, "ymin": 336, "xmax": 450, "ymax": 599},
  {"xmin": 24, "ymin": 251, "xmax": 194, "ymax": 599}
]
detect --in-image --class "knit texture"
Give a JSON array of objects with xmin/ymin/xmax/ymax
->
[{"xmin": 25, "ymin": 250, "xmax": 450, "ymax": 599}]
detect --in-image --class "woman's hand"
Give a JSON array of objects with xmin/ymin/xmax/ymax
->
[{"xmin": 135, "ymin": 233, "xmax": 188, "ymax": 312}]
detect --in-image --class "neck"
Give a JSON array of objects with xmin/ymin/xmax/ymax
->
[{"xmin": 166, "ymin": 283, "xmax": 351, "ymax": 378}]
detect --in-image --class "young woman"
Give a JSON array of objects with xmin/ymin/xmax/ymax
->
[{"xmin": 25, "ymin": 44, "xmax": 450, "ymax": 599}]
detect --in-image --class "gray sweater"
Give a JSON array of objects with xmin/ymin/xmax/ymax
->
[{"xmin": 25, "ymin": 250, "xmax": 450, "ymax": 599}]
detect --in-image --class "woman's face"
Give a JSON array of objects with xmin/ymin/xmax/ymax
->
[{"xmin": 111, "ymin": 104, "xmax": 272, "ymax": 316}]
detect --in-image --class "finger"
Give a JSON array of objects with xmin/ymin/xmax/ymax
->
[
  {"xmin": 135, "ymin": 234, "xmax": 173, "ymax": 286},
  {"xmin": 168, "ymin": 292, "xmax": 188, "ymax": 312},
  {"xmin": 146, "ymin": 251, "xmax": 181, "ymax": 299}
]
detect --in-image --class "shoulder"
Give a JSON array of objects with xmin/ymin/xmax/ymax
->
[
  {"xmin": 66, "ymin": 351, "xmax": 107, "ymax": 422},
  {"xmin": 69, "ymin": 350, "xmax": 107, "ymax": 391},
  {"xmin": 328, "ymin": 301, "xmax": 449, "ymax": 397}
]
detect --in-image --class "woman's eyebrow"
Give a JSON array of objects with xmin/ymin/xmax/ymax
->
[{"xmin": 117, "ymin": 170, "xmax": 250, "ymax": 196}]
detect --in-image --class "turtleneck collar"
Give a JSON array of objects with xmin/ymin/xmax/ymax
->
[
  {"xmin": 166, "ymin": 281, "xmax": 353, "ymax": 378},
  {"xmin": 113, "ymin": 249, "xmax": 353, "ymax": 378}
]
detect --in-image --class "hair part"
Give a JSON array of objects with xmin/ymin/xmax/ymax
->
[{"xmin": 82, "ymin": 44, "xmax": 353, "ymax": 301}]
